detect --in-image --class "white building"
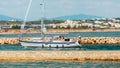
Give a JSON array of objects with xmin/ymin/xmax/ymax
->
[
  {"xmin": 114, "ymin": 23, "xmax": 120, "ymax": 28},
  {"xmin": 94, "ymin": 21, "xmax": 103, "ymax": 24},
  {"xmin": 81, "ymin": 23, "xmax": 93, "ymax": 28}
]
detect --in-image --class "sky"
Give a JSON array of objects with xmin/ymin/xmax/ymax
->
[{"xmin": 0, "ymin": 0, "xmax": 120, "ymax": 21}]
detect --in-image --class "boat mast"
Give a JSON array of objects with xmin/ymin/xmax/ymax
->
[
  {"xmin": 21, "ymin": 0, "xmax": 32, "ymax": 36},
  {"xmin": 40, "ymin": 0, "xmax": 46, "ymax": 38}
]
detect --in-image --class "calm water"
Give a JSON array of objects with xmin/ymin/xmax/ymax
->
[
  {"xmin": 0, "ymin": 44, "xmax": 120, "ymax": 50},
  {"xmin": 0, "ymin": 31, "xmax": 120, "ymax": 67},
  {"xmin": 0, "ymin": 61, "xmax": 120, "ymax": 68},
  {"xmin": 0, "ymin": 31, "xmax": 120, "ymax": 38}
]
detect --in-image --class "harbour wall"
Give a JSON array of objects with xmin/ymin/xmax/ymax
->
[
  {"xmin": 0, "ymin": 51, "xmax": 120, "ymax": 61},
  {"xmin": 0, "ymin": 37, "xmax": 120, "ymax": 45}
]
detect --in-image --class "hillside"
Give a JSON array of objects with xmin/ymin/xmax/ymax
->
[
  {"xmin": 0, "ymin": 14, "xmax": 21, "ymax": 21},
  {"xmin": 49, "ymin": 14, "xmax": 102, "ymax": 20}
]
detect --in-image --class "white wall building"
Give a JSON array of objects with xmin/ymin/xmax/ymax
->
[
  {"xmin": 94, "ymin": 21, "xmax": 103, "ymax": 24},
  {"xmin": 81, "ymin": 23, "xmax": 93, "ymax": 28}
]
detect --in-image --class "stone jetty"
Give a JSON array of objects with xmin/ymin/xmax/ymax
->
[
  {"xmin": 0, "ymin": 38, "xmax": 20, "ymax": 44},
  {"xmin": 79, "ymin": 37, "xmax": 120, "ymax": 44},
  {"xmin": 0, "ymin": 37, "xmax": 120, "ymax": 45},
  {"xmin": 0, "ymin": 38, "xmax": 30, "ymax": 45},
  {"xmin": 0, "ymin": 51, "xmax": 120, "ymax": 61}
]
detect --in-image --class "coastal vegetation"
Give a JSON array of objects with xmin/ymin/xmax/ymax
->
[{"xmin": 0, "ymin": 20, "xmax": 65, "ymax": 25}]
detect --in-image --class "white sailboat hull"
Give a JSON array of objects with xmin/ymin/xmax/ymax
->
[{"xmin": 20, "ymin": 40, "xmax": 81, "ymax": 48}]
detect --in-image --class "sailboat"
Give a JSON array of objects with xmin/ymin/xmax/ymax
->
[{"xmin": 20, "ymin": 0, "xmax": 81, "ymax": 48}]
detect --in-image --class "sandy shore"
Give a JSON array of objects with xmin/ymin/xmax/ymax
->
[
  {"xmin": 47, "ymin": 28, "xmax": 120, "ymax": 33},
  {"xmin": 0, "ymin": 51, "xmax": 120, "ymax": 61}
]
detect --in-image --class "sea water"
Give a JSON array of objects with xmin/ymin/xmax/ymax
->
[
  {"xmin": 0, "ymin": 44, "xmax": 120, "ymax": 50},
  {"xmin": 0, "ymin": 61, "xmax": 120, "ymax": 68},
  {"xmin": 0, "ymin": 31, "xmax": 120, "ymax": 67},
  {"xmin": 0, "ymin": 31, "xmax": 120, "ymax": 38}
]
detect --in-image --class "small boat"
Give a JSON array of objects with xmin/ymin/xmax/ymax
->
[{"xmin": 20, "ymin": 0, "xmax": 81, "ymax": 48}]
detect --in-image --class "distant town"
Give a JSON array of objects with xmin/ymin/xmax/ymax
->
[
  {"xmin": 0, "ymin": 18, "xmax": 120, "ymax": 30},
  {"xmin": 47, "ymin": 18, "xmax": 120, "ymax": 29}
]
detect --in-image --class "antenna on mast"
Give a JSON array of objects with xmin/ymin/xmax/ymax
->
[{"xmin": 40, "ymin": 0, "xmax": 45, "ymax": 18}]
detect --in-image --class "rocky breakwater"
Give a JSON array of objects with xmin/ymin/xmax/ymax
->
[
  {"xmin": 0, "ymin": 38, "xmax": 20, "ymax": 44},
  {"xmin": 0, "ymin": 37, "xmax": 120, "ymax": 45},
  {"xmin": 78, "ymin": 37, "xmax": 120, "ymax": 44},
  {"xmin": 0, "ymin": 38, "xmax": 30, "ymax": 45}
]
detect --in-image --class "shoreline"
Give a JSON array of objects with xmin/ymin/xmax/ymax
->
[
  {"xmin": 47, "ymin": 28, "xmax": 120, "ymax": 33},
  {"xmin": 0, "ymin": 28, "xmax": 120, "ymax": 35}
]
